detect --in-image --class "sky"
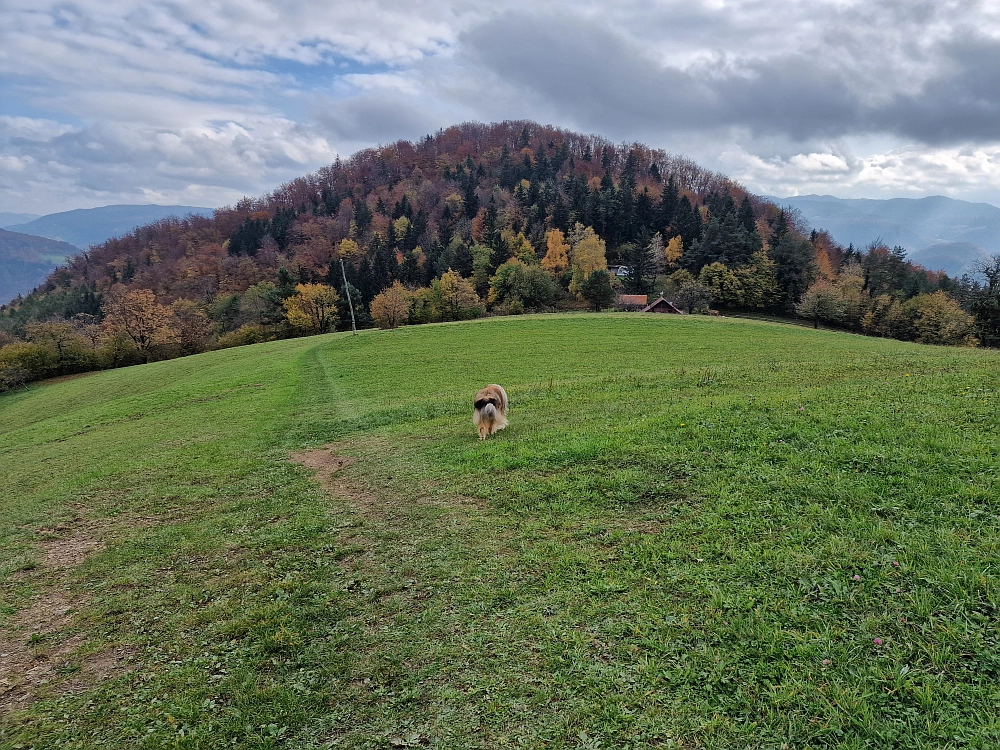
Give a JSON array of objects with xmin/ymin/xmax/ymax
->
[{"xmin": 3, "ymin": 0, "xmax": 1000, "ymax": 214}]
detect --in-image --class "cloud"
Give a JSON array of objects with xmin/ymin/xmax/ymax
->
[
  {"xmin": 459, "ymin": 7, "xmax": 1000, "ymax": 145},
  {"xmin": 5, "ymin": 0, "xmax": 1000, "ymax": 212},
  {"xmin": 718, "ymin": 142, "xmax": 1000, "ymax": 203}
]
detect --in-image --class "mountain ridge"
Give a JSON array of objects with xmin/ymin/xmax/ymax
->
[
  {"xmin": 0, "ymin": 204, "xmax": 215, "ymax": 302},
  {"xmin": 0, "ymin": 229, "xmax": 82, "ymax": 305},
  {"xmin": 5, "ymin": 204, "xmax": 215, "ymax": 250},
  {"xmin": 773, "ymin": 193, "xmax": 997, "ymax": 276},
  {"xmin": 0, "ymin": 212, "xmax": 41, "ymax": 227}
]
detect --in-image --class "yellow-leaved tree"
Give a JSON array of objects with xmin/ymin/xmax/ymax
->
[
  {"xmin": 283, "ymin": 283, "xmax": 340, "ymax": 333},
  {"xmin": 370, "ymin": 282, "xmax": 411, "ymax": 329},
  {"xmin": 541, "ymin": 229, "xmax": 570, "ymax": 276},
  {"xmin": 665, "ymin": 235, "xmax": 684, "ymax": 270},
  {"xmin": 505, "ymin": 231, "xmax": 537, "ymax": 264},
  {"xmin": 437, "ymin": 269, "xmax": 482, "ymax": 320},
  {"xmin": 339, "ymin": 238, "xmax": 362, "ymax": 258},
  {"xmin": 100, "ymin": 287, "xmax": 179, "ymax": 362},
  {"xmin": 567, "ymin": 224, "xmax": 608, "ymax": 297}
]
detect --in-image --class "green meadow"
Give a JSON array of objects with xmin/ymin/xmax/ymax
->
[{"xmin": 1, "ymin": 313, "xmax": 998, "ymax": 749}]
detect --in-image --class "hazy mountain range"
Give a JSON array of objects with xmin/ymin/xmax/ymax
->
[
  {"xmin": 775, "ymin": 194, "xmax": 998, "ymax": 277},
  {"xmin": 3, "ymin": 204, "xmax": 214, "ymax": 251},
  {"xmin": 0, "ymin": 229, "xmax": 81, "ymax": 305},
  {"xmin": 0, "ymin": 212, "xmax": 41, "ymax": 227},
  {"xmin": 0, "ymin": 204, "xmax": 214, "ymax": 304}
]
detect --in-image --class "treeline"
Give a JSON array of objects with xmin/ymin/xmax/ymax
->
[{"xmin": 1, "ymin": 120, "xmax": 998, "ymax": 392}]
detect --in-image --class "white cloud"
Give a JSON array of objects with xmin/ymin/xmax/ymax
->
[
  {"xmin": 5, "ymin": 0, "xmax": 1000, "ymax": 212},
  {"xmin": 789, "ymin": 153, "xmax": 851, "ymax": 172}
]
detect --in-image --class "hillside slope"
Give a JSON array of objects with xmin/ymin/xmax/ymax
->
[
  {"xmin": 2, "ymin": 314, "xmax": 998, "ymax": 747},
  {"xmin": 0, "ymin": 228, "xmax": 83, "ymax": 304},
  {"xmin": 6, "ymin": 121, "xmax": 772, "ymax": 311}
]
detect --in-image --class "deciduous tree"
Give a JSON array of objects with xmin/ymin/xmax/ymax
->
[
  {"xmin": 437, "ymin": 270, "xmax": 482, "ymax": 320},
  {"xmin": 101, "ymin": 287, "xmax": 179, "ymax": 361},
  {"xmin": 795, "ymin": 281, "xmax": 846, "ymax": 328},
  {"xmin": 568, "ymin": 224, "xmax": 608, "ymax": 297},
  {"xmin": 170, "ymin": 299, "xmax": 215, "ymax": 353},
  {"xmin": 370, "ymin": 281, "xmax": 411, "ymax": 329},
  {"xmin": 541, "ymin": 229, "xmax": 570, "ymax": 276},
  {"xmin": 283, "ymin": 283, "xmax": 340, "ymax": 333}
]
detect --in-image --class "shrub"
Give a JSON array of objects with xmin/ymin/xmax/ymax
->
[
  {"xmin": 0, "ymin": 342, "xmax": 58, "ymax": 386},
  {"xmin": 217, "ymin": 324, "xmax": 272, "ymax": 349},
  {"xmin": 903, "ymin": 291, "xmax": 978, "ymax": 346}
]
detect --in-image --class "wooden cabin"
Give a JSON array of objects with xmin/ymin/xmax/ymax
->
[{"xmin": 641, "ymin": 294, "xmax": 685, "ymax": 314}]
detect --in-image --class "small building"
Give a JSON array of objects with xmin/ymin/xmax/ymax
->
[
  {"xmin": 618, "ymin": 294, "xmax": 648, "ymax": 310},
  {"xmin": 641, "ymin": 294, "xmax": 685, "ymax": 314},
  {"xmin": 608, "ymin": 265, "xmax": 631, "ymax": 278}
]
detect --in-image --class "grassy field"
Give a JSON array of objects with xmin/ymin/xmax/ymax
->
[{"xmin": 1, "ymin": 313, "xmax": 998, "ymax": 749}]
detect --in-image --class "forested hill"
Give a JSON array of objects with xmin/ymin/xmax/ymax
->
[
  {"xmin": 3, "ymin": 121, "xmax": 779, "ymax": 313},
  {"xmin": 2, "ymin": 120, "xmax": 994, "ymax": 390}
]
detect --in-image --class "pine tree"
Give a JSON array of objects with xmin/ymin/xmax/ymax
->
[
  {"xmin": 622, "ymin": 237, "xmax": 656, "ymax": 295},
  {"xmin": 770, "ymin": 232, "xmax": 817, "ymax": 307},
  {"xmin": 672, "ymin": 196, "xmax": 703, "ymax": 252},
  {"xmin": 658, "ymin": 176, "xmax": 679, "ymax": 235}
]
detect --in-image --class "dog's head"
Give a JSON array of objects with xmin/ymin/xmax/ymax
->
[{"xmin": 474, "ymin": 397, "xmax": 498, "ymax": 411}]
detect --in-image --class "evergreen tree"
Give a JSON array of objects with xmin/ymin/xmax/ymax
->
[
  {"xmin": 769, "ymin": 232, "xmax": 817, "ymax": 307},
  {"xmin": 368, "ymin": 235, "xmax": 398, "ymax": 295},
  {"xmin": 969, "ymin": 255, "xmax": 1000, "ymax": 346},
  {"xmin": 483, "ymin": 195, "xmax": 509, "ymax": 272},
  {"xmin": 658, "ymin": 176, "xmax": 679, "ymax": 235},
  {"xmin": 622, "ymin": 234, "xmax": 656, "ymax": 295},
  {"xmin": 452, "ymin": 243, "xmax": 474, "ymax": 277},
  {"xmin": 581, "ymin": 269, "xmax": 614, "ymax": 311},
  {"xmin": 672, "ymin": 196, "xmax": 703, "ymax": 252}
]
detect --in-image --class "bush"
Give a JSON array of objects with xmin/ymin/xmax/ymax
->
[
  {"xmin": 903, "ymin": 291, "xmax": 978, "ymax": 346},
  {"xmin": 217, "ymin": 325, "xmax": 272, "ymax": 349},
  {"xmin": 489, "ymin": 261, "xmax": 558, "ymax": 309},
  {"xmin": 0, "ymin": 363, "xmax": 31, "ymax": 392},
  {"xmin": 0, "ymin": 342, "xmax": 58, "ymax": 383}
]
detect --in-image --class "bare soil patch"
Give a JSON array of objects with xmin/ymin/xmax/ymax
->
[
  {"xmin": 289, "ymin": 448, "xmax": 356, "ymax": 482},
  {"xmin": 0, "ymin": 522, "xmax": 133, "ymax": 714}
]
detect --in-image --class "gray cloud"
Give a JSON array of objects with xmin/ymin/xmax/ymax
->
[
  {"xmin": 5, "ymin": 0, "xmax": 1000, "ymax": 212},
  {"xmin": 460, "ymin": 9, "xmax": 1000, "ymax": 146}
]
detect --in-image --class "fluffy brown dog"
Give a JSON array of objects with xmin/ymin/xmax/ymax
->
[{"xmin": 473, "ymin": 384, "xmax": 508, "ymax": 440}]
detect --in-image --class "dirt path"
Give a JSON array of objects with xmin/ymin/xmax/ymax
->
[{"xmin": 0, "ymin": 520, "xmax": 132, "ymax": 715}]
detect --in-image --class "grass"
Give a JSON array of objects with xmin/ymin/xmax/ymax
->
[{"xmin": 1, "ymin": 313, "xmax": 998, "ymax": 749}]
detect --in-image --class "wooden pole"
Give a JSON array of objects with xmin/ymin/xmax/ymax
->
[{"xmin": 340, "ymin": 258, "xmax": 357, "ymax": 335}]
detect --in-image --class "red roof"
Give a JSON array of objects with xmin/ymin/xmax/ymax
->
[{"xmin": 619, "ymin": 294, "xmax": 648, "ymax": 306}]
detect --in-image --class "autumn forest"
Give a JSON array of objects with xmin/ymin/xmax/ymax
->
[{"xmin": 1, "ymin": 121, "xmax": 998, "ymax": 391}]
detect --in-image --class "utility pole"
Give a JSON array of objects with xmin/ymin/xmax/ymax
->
[{"xmin": 340, "ymin": 258, "xmax": 357, "ymax": 335}]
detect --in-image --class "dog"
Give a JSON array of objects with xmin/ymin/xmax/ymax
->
[{"xmin": 473, "ymin": 384, "xmax": 508, "ymax": 440}]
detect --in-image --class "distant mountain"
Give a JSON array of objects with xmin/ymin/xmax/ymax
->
[
  {"xmin": 774, "ymin": 194, "xmax": 1000, "ymax": 277},
  {"xmin": 0, "ymin": 229, "xmax": 81, "ymax": 304},
  {"xmin": 0, "ymin": 212, "xmax": 41, "ymax": 227},
  {"xmin": 5, "ymin": 204, "xmax": 215, "ymax": 250}
]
